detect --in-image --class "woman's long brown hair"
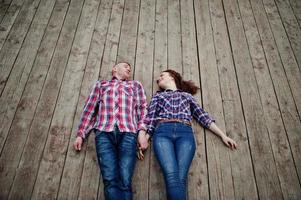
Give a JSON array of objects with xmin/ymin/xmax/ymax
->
[{"xmin": 163, "ymin": 69, "xmax": 199, "ymax": 95}]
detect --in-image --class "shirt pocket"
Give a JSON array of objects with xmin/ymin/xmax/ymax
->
[
  {"xmin": 121, "ymin": 84, "xmax": 134, "ymax": 97},
  {"xmin": 100, "ymin": 83, "xmax": 112, "ymax": 102}
]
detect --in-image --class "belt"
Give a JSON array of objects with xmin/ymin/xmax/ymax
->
[{"xmin": 158, "ymin": 118, "xmax": 191, "ymax": 126}]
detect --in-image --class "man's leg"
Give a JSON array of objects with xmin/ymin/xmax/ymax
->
[
  {"xmin": 95, "ymin": 131, "xmax": 123, "ymax": 200},
  {"xmin": 118, "ymin": 132, "xmax": 137, "ymax": 200}
]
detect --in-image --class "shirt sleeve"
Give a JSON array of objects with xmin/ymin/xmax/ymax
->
[
  {"xmin": 144, "ymin": 93, "xmax": 159, "ymax": 136},
  {"xmin": 135, "ymin": 81, "xmax": 148, "ymax": 131},
  {"xmin": 76, "ymin": 81, "xmax": 100, "ymax": 139},
  {"xmin": 189, "ymin": 94, "xmax": 215, "ymax": 128}
]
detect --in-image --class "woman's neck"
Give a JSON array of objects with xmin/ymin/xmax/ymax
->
[{"xmin": 164, "ymin": 82, "xmax": 177, "ymax": 91}]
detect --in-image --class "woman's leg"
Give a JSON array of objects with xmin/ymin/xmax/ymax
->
[
  {"xmin": 175, "ymin": 127, "xmax": 196, "ymax": 197},
  {"xmin": 153, "ymin": 124, "xmax": 186, "ymax": 200}
]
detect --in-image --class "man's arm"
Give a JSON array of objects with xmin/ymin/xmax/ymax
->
[
  {"xmin": 135, "ymin": 81, "xmax": 148, "ymax": 131},
  {"xmin": 135, "ymin": 81, "xmax": 149, "ymax": 151},
  {"xmin": 74, "ymin": 81, "xmax": 100, "ymax": 151}
]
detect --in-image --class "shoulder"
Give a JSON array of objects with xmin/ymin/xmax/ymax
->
[
  {"xmin": 98, "ymin": 79, "xmax": 109, "ymax": 86},
  {"xmin": 180, "ymin": 91, "xmax": 195, "ymax": 101},
  {"xmin": 131, "ymin": 80, "xmax": 144, "ymax": 87}
]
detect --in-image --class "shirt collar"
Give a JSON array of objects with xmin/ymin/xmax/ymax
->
[
  {"xmin": 111, "ymin": 76, "xmax": 126, "ymax": 81},
  {"xmin": 164, "ymin": 89, "xmax": 180, "ymax": 92}
]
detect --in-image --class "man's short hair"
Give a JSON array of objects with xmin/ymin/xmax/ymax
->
[{"xmin": 112, "ymin": 62, "xmax": 131, "ymax": 76}]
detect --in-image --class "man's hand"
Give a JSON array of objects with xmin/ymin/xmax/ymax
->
[
  {"xmin": 74, "ymin": 136, "xmax": 83, "ymax": 151},
  {"xmin": 137, "ymin": 130, "xmax": 149, "ymax": 151}
]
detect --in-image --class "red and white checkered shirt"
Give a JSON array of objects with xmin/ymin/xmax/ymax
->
[{"xmin": 76, "ymin": 77, "xmax": 148, "ymax": 139}]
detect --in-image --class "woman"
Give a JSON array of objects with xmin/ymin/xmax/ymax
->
[{"xmin": 144, "ymin": 70, "xmax": 237, "ymax": 200}]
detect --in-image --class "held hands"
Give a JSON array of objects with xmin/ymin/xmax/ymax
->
[
  {"xmin": 137, "ymin": 130, "xmax": 150, "ymax": 160},
  {"xmin": 74, "ymin": 136, "xmax": 83, "ymax": 151},
  {"xmin": 221, "ymin": 136, "xmax": 237, "ymax": 150}
]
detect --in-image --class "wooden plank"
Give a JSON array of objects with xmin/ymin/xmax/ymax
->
[
  {"xmin": 0, "ymin": 0, "xmax": 12, "ymax": 22},
  {"xmin": 78, "ymin": 135, "xmax": 99, "ymax": 200},
  {"xmin": 262, "ymin": 0, "xmax": 301, "ymax": 117},
  {"xmin": 0, "ymin": 0, "xmax": 24, "ymax": 52},
  {"xmin": 289, "ymin": 0, "xmax": 301, "ymax": 29},
  {"xmin": 182, "ymin": 5, "xmax": 208, "ymax": 200},
  {"xmin": 0, "ymin": 0, "xmax": 42, "ymax": 152},
  {"xmin": 6, "ymin": 0, "xmax": 77, "ymax": 199},
  {"xmin": 77, "ymin": 1, "xmax": 113, "ymax": 199},
  {"xmin": 208, "ymin": 0, "xmax": 258, "ymax": 198},
  {"xmin": 77, "ymin": 1, "xmax": 113, "ymax": 200},
  {"xmin": 78, "ymin": 135, "xmax": 100, "ymax": 200},
  {"xmin": 222, "ymin": 0, "xmax": 285, "ymax": 199},
  {"xmin": 189, "ymin": 0, "xmax": 237, "ymax": 199},
  {"xmin": 0, "ymin": 0, "xmax": 41, "ymax": 95},
  {"xmin": 0, "ymin": 0, "xmax": 56, "ymax": 198},
  {"xmin": 133, "ymin": 0, "xmax": 155, "ymax": 199},
  {"xmin": 238, "ymin": 0, "xmax": 301, "ymax": 198},
  {"xmin": 98, "ymin": 0, "xmax": 125, "ymax": 80},
  {"xmin": 274, "ymin": 0, "xmax": 301, "ymax": 71},
  {"xmin": 167, "ymin": 0, "xmax": 182, "ymax": 72},
  {"xmin": 0, "ymin": 0, "xmax": 55, "ymax": 153},
  {"xmin": 250, "ymin": 0, "xmax": 301, "ymax": 186},
  {"xmin": 29, "ymin": 0, "xmax": 100, "ymax": 199},
  {"xmin": 116, "ymin": 0, "xmax": 147, "ymax": 198},
  {"xmin": 148, "ymin": 0, "xmax": 168, "ymax": 199},
  {"xmin": 180, "ymin": 0, "xmax": 210, "ymax": 199},
  {"xmin": 57, "ymin": 0, "xmax": 112, "ymax": 199},
  {"xmin": 94, "ymin": 0, "xmax": 125, "ymax": 198},
  {"xmin": 116, "ymin": 0, "xmax": 140, "ymax": 68}
]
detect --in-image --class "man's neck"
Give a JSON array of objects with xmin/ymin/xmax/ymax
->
[{"xmin": 112, "ymin": 76, "xmax": 125, "ymax": 81}]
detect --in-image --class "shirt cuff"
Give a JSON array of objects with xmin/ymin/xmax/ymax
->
[
  {"xmin": 76, "ymin": 130, "xmax": 86, "ymax": 139},
  {"xmin": 204, "ymin": 118, "xmax": 215, "ymax": 129}
]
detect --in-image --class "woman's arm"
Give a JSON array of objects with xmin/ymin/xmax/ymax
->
[
  {"xmin": 189, "ymin": 94, "xmax": 237, "ymax": 150},
  {"xmin": 208, "ymin": 122, "xmax": 237, "ymax": 150}
]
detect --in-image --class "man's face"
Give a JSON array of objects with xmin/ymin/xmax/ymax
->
[{"xmin": 113, "ymin": 63, "xmax": 131, "ymax": 80}]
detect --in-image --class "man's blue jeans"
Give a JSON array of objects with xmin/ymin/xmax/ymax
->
[
  {"xmin": 95, "ymin": 128, "xmax": 137, "ymax": 200},
  {"xmin": 153, "ymin": 122, "xmax": 196, "ymax": 200}
]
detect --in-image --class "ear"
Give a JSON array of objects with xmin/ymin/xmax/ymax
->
[{"xmin": 112, "ymin": 66, "xmax": 117, "ymax": 73}]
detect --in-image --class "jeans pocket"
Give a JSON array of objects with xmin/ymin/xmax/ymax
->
[{"xmin": 94, "ymin": 130, "xmax": 103, "ymax": 137}]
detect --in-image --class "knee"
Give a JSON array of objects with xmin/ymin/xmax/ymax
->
[{"xmin": 165, "ymin": 171, "xmax": 182, "ymax": 187}]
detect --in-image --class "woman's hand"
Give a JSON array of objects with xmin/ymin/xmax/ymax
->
[
  {"xmin": 138, "ymin": 130, "xmax": 149, "ymax": 151},
  {"xmin": 221, "ymin": 136, "xmax": 237, "ymax": 150},
  {"xmin": 74, "ymin": 136, "xmax": 83, "ymax": 151}
]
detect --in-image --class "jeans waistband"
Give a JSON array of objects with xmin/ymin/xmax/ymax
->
[{"xmin": 158, "ymin": 118, "xmax": 191, "ymax": 126}]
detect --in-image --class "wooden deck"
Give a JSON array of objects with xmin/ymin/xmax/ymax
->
[{"xmin": 0, "ymin": 0, "xmax": 301, "ymax": 199}]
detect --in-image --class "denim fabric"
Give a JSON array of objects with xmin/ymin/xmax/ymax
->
[
  {"xmin": 153, "ymin": 122, "xmax": 196, "ymax": 200},
  {"xmin": 95, "ymin": 128, "xmax": 137, "ymax": 200}
]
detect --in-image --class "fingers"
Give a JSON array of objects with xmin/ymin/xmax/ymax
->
[
  {"xmin": 223, "ymin": 137, "xmax": 237, "ymax": 150},
  {"xmin": 139, "ymin": 142, "xmax": 149, "ymax": 151},
  {"xmin": 138, "ymin": 136, "xmax": 149, "ymax": 151},
  {"xmin": 137, "ymin": 149, "xmax": 144, "ymax": 160},
  {"xmin": 74, "ymin": 142, "xmax": 80, "ymax": 151},
  {"xmin": 74, "ymin": 138, "xmax": 82, "ymax": 151},
  {"xmin": 227, "ymin": 140, "xmax": 237, "ymax": 150}
]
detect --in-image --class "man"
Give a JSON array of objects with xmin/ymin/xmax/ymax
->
[{"xmin": 74, "ymin": 62, "xmax": 149, "ymax": 200}]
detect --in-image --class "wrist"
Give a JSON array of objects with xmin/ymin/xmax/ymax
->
[{"xmin": 138, "ymin": 130, "xmax": 146, "ymax": 136}]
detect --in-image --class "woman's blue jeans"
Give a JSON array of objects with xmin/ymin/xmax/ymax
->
[
  {"xmin": 95, "ymin": 128, "xmax": 137, "ymax": 200},
  {"xmin": 153, "ymin": 122, "xmax": 196, "ymax": 200}
]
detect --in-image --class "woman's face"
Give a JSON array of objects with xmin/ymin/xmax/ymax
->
[{"xmin": 157, "ymin": 72, "xmax": 174, "ymax": 89}]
